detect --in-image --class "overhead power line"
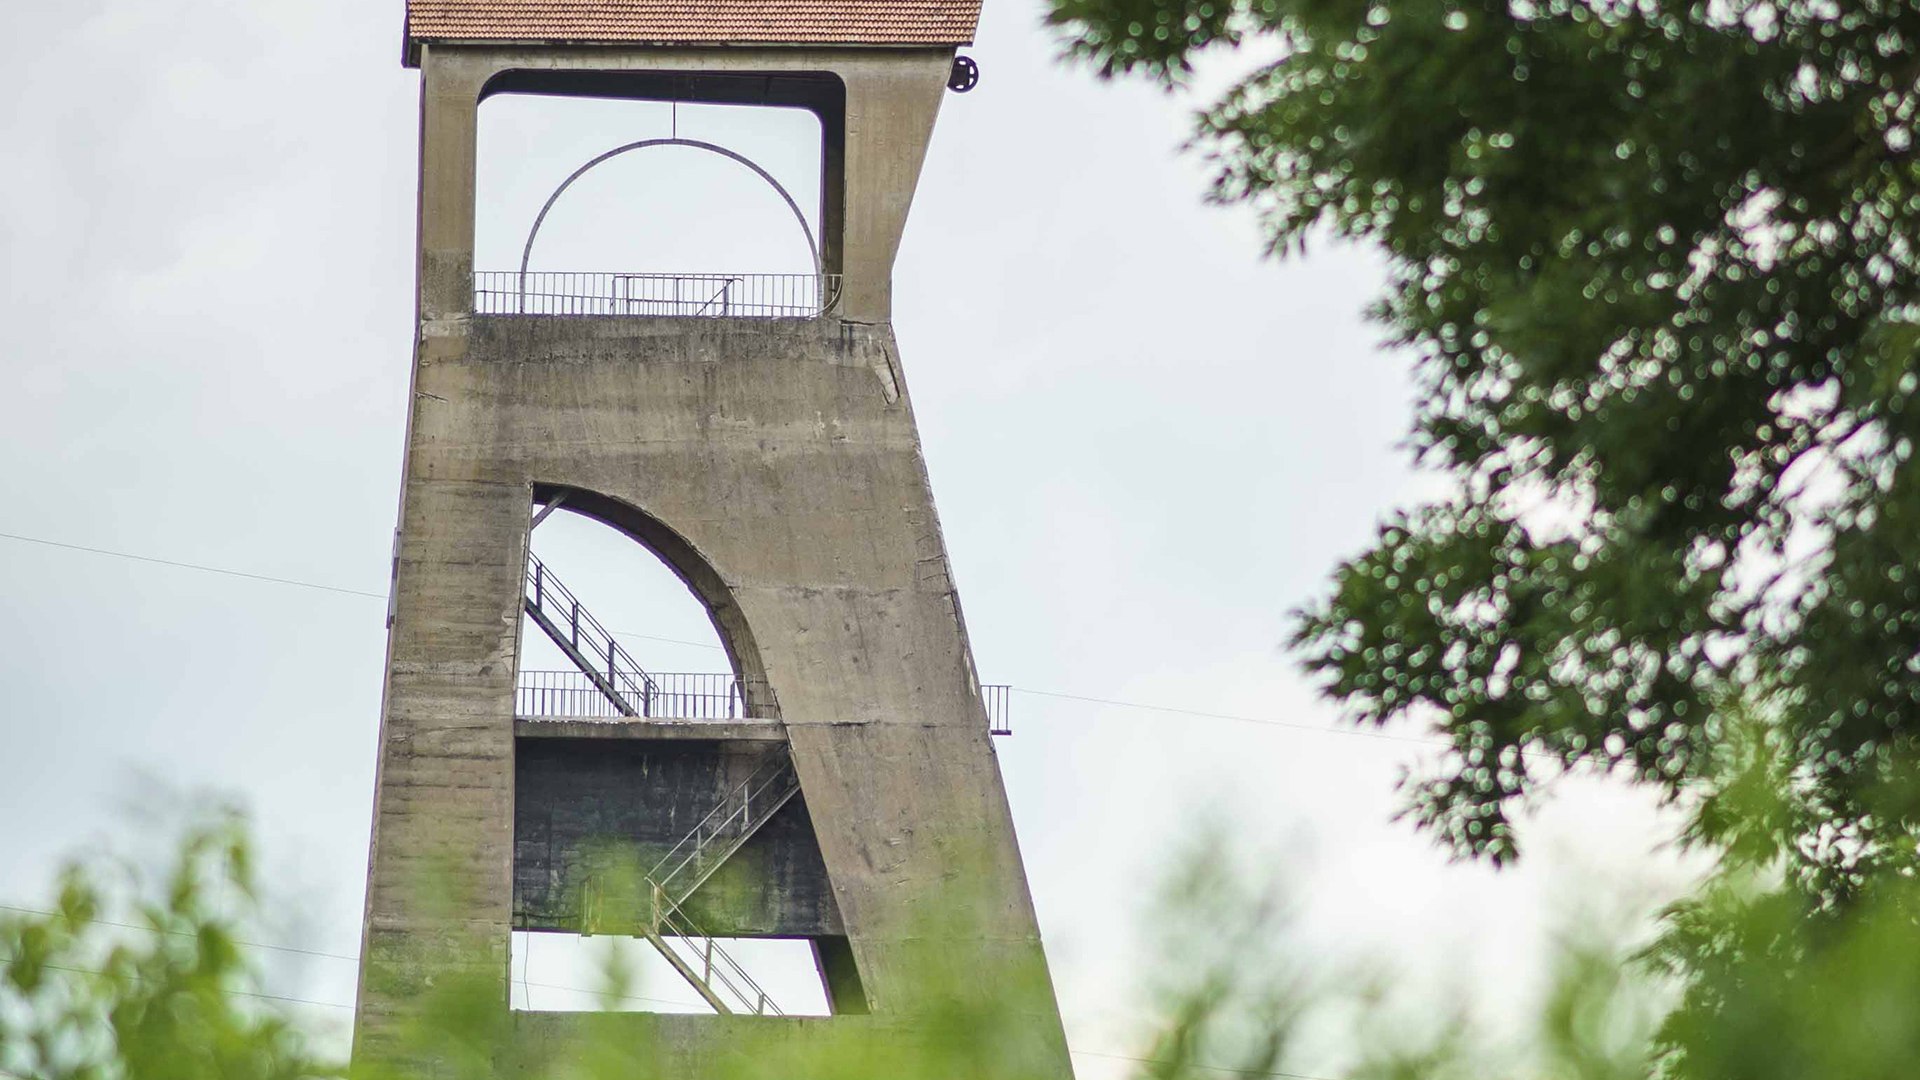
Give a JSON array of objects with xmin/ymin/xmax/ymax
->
[
  {"xmin": 0, "ymin": 526, "xmax": 1445, "ymax": 1078},
  {"xmin": 0, "ymin": 530, "xmax": 384, "ymax": 600},
  {"xmin": 1013, "ymin": 689, "xmax": 1441, "ymax": 748},
  {"xmin": 0, "ymin": 903, "xmax": 360, "ymax": 965},
  {"xmin": 0, "ymin": 527, "xmax": 1441, "ymax": 752},
  {"xmin": 0, "ymin": 905, "xmax": 749, "ymax": 1014},
  {"xmin": 611, "ymin": 629, "xmax": 727, "ymax": 650},
  {"xmin": 0, "ymin": 956, "xmax": 354, "ymax": 1013},
  {"xmin": 0, "ymin": 960, "xmax": 1333, "ymax": 1080},
  {"xmin": 0, "ymin": 924, "xmax": 1331, "ymax": 1080}
]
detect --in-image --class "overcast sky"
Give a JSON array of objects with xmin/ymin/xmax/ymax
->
[{"xmin": 2, "ymin": 0, "xmax": 1698, "ymax": 1072}]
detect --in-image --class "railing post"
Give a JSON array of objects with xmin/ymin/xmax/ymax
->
[
  {"xmin": 485, "ymin": 271, "xmax": 856, "ymax": 321},
  {"xmin": 570, "ymin": 601, "xmax": 579, "ymax": 647}
]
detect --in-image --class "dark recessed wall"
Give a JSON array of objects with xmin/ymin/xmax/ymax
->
[{"xmin": 514, "ymin": 738, "xmax": 843, "ymax": 937}]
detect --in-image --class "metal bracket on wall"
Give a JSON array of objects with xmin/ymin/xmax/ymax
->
[{"xmin": 530, "ymin": 491, "xmax": 570, "ymax": 530}]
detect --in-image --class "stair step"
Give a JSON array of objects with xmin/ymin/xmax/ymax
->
[
  {"xmin": 523, "ymin": 554, "xmax": 658, "ymax": 716},
  {"xmin": 523, "ymin": 555, "xmax": 791, "ymax": 1016}
]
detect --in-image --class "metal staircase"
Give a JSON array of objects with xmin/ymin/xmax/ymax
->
[
  {"xmin": 629, "ymin": 749, "xmax": 802, "ymax": 1006},
  {"xmin": 648, "ymin": 749, "xmax": 802, "ymax": 907},
  {"xmin": 636, "ymin": 748, "xmax": 801, "ymax": 1015},
  {"xmin": 523, "ymin": 554, "xmax": 660, "ymax": 716},
  {"xmin": 642, "ymin": 889, "xmax": 783, "ymax": 1015},
  {"xmin": 520, "ymin": 550, "xmax": 798, "ymax": 1014}
]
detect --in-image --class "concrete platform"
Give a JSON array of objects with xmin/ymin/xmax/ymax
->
[{"xmin": 514, "ymin": 717, "xmax": 787, "ymax": 741}]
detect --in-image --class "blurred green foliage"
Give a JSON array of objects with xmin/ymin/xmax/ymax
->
[
  {"xmin": 0, "ymin": 809, "xmax": 330, "ymax": 1080},
  {"xmin": 9, "ymin": 796, "xmax": 1920, "ymax": 1078},
  {"xmin": 1047, "ymin": 0, "xmax": 1920, "ymax": 873}
]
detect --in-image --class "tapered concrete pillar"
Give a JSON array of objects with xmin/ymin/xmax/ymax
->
[{"xmin": 355, "ymin": 4, "xmax": 1070, "ymax": 1076}]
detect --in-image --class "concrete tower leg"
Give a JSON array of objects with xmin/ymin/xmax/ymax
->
[{"xmin": 355, "ymin": 44, "xmax": 1073, "ymax": 1078}]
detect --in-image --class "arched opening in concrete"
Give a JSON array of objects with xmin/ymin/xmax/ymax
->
[
  {"xmin": 515, "ymin": 483, "xmax": 771, "ymax": 715},
  {"xmin": 476, "ymin": 78, "xmax": 839, "ymax": 316},
  {"xmin": 510, "ymin": 485, "xmax": 864, "ymax": 1018}
]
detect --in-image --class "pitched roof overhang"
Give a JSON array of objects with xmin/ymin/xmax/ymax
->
[{"xmin": 403, "ymin": 0, "xmax": 979, "ymax": 66}]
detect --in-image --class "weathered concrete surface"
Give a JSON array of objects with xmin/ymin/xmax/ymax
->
[
  {"xmin": 511, "ymin": 1012, "xmax": 886, "ymax": 1077},
  {"xmin": 358, "ymin": 313, "xmax": 1071, "ymax": 1074},
  {"xmin": 357, "ymin": 41, "xmax": 1070, "ymax": 1080}
]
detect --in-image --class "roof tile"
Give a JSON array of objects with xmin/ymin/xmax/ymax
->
[{"xmin": 407, "ymin": 0, "xmax": 980, "ymax": 47}]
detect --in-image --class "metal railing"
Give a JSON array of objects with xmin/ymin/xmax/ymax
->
[
  {"xmin": 648, "ymin": 892, "xmax": 784, "ymax": 1016},
  {"xmin": 475, "ymin": 271, "xmax": 841, "ymax": 318},
  {"xmin": 633, "ymin": 749, "xmax": 799, "ymax": 1016},
  {"xmin": 646, "ymin": 749, "xmax": 800, "ymax": 904},
  {"xmin": 983, "ymin": 683, "xmax": 1012, "ymax": 736},
  {"xmin": 517, "ymin": 669, "xmax": 770, "ymax": 721},
  {"xmin": 522, "ymin": 555, "xmax": 658, "ymax": 717}
]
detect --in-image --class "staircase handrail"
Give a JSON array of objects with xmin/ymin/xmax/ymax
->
[
  {"xmin": 645, "ymin": 748, "xmax": 797, "ymax": 899},
  {"xmin": 649, "ymin": 884, "xmax": 785, "ymax": 1016},
  {"xmin": 524, "ymin": 555, "xmax": 659, "ymax": 715}
]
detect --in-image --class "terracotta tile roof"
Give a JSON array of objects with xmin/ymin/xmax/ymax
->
[{"xmin": 405, "ymin": 0, "xmax": 980, "ymax": 48}]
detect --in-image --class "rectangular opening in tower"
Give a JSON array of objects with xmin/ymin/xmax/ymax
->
[
  {"xmin": 477, "ymin": 79, "xmax": 838, "ymax": 317},
  {"xmin": 509, "ymin": 931, "xmax": 840, "ymax": 1016},
  {"xmin": 513, "ymin": 736, "xmax": 868, "ymax": 1016}
]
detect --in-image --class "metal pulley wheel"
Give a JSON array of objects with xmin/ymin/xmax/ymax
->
[{"xmin": 948, "ymin": 55, "xmax": 980, "ymax": 93}]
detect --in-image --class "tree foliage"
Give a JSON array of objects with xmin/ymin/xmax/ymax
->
[
  {"xmin": 1047, "ymin": 0, "xmax": 1920, "ymax": 868},
  {"xmin": 0, "ymin": 811, "xmax": 329, "ymax": 1080},
  {"xmin": 18, "ymin": 805, "xmax": 1920, "ymax": 1079}
]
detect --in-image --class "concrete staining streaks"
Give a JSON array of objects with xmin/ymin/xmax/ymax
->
[{"xmin": 355, "ymin": 33, "xmax": 1071, "ymax": 1079}]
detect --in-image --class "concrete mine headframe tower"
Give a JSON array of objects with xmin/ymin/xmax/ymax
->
[{"xmin": 354, "ymin": 0, "xmax": 1070, "ymax": 1074}]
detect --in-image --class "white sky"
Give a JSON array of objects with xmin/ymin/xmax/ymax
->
[{"xmin": 0, "ymin": 0, "xmax": 1701, "ymax": 1073}]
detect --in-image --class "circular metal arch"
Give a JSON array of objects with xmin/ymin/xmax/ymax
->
[{"xmin": 518, "ymin": 137, "xmax": 822, "ymax": 284}]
